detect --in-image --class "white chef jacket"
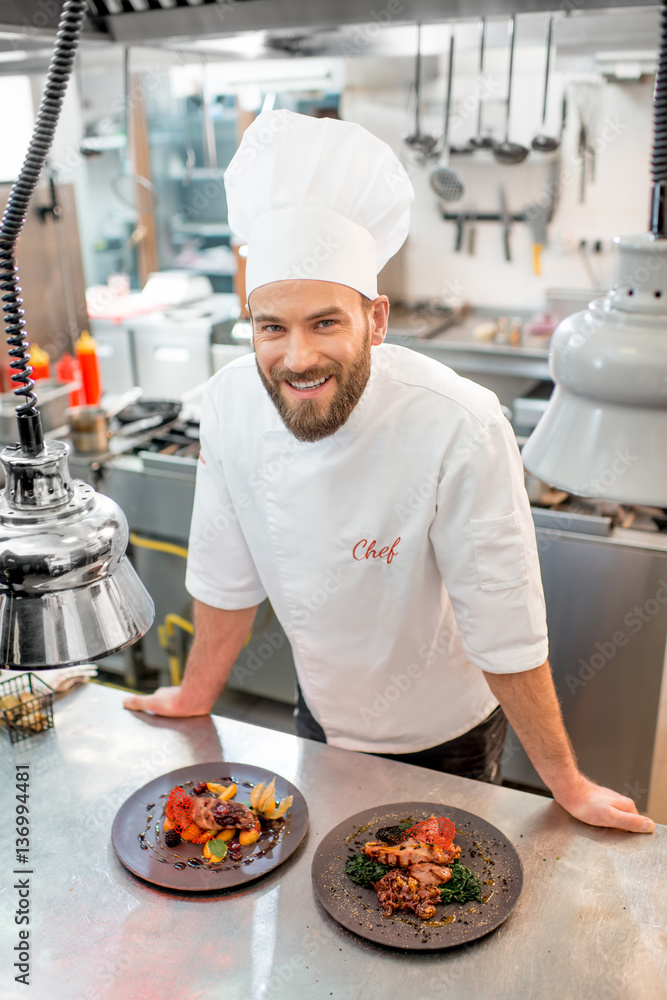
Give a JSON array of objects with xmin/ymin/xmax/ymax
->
[{"xmin": 185, "ymin": 343, "xmax": 549, "ymax": 753}]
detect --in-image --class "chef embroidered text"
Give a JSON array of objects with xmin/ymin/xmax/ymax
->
[{"xmin": 353, "ymin": 537, "xmax": 401, "ymax": 563}]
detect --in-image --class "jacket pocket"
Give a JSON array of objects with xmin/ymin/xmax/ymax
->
[{"xmin": 470, "ymin": 511, "xmax": 528, "ymax": 592}]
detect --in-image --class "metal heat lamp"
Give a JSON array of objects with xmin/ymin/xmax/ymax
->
[
  {"xmin": 522, "ymin": 2, "xmax": 667, "ymax": 506},
  {"xmin": 0, "ymin": 1, "xmax": 154, "ymax": 668}
]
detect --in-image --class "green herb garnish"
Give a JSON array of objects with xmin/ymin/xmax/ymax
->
[
  {"xmin": 344, "ymin": 853, "xmax": 392, "ymax": 888},
  {"xmin": 207, "ymin": 839, "xmax": 228, "ymax": 860},
  {"xmin": 439, "ymin": 861, "xmax": 483, "ymax": 905}
]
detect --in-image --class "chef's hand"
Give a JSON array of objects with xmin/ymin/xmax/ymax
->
[
  {"xmin": 483, "ymin": 664, "xmax": 655, "ymax": 835},
  {"xmin": 123, "ymin": 686, "xmax": 211, "ymax": 717},
  {"xmin": 123, "ymin": 602, "xmax": 258, "ymax": 718},
  {"xmin": 553, "ymin": 774, "xmax": 655, "ymax": 834}
]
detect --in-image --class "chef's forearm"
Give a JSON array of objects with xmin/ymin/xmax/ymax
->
[
  {"xmin": 178, "ymin": 599, "xmax": 258, "ymax": 712},
  {"xmin": 482, "ymin": 661, "xmax": 583, "ymax": 798}
]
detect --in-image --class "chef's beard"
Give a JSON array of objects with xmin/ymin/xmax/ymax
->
[{"xmin": 256, "ymin": 328, "xmax": 372, "ymax": 443}]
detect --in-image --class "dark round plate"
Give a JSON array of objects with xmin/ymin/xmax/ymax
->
[
  {"xmin": 312, "ymin": 802, "xmax": 522, "ymax": 950},
  {"xmin": 112, "ymin": 762, "xmax": 308, "ymax": 892},
  {"xmin": 115, "ymin": 400, "xmax": 181, "ymax": 425}
]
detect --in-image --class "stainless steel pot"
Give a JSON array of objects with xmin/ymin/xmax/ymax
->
[
  {"xmin": 68, "ymin": 405, "xmax": 110, "ymax": 453},
  {"xmin": 68, "ymin": 388, "xmax": 143, "ymax": 453}
]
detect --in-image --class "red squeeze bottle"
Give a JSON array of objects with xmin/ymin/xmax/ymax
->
[
  {"xmin": 56, "ymin": 352, "xmax": 85, "ymax": 407},
  {"xmin": 74, "ymin": 330, "xmax": 102, "ymax": 405}
]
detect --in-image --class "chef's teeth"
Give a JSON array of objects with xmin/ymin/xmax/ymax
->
[{"xmin": 288, "ymin": 376, "xmax": 330, "ymax": 389}]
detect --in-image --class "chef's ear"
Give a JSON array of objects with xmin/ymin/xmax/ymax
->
[
  {"xmin": 369, "ymin": 295, "xmax": 389, "ymax": 346},
  {"xmin": 246, "ymin": 298, "xmax": 255, "ymax": 347}
]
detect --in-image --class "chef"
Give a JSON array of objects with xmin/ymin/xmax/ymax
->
[{"xmin": 125, "ymin": 110, "xmax": 653, "ymax": 835}]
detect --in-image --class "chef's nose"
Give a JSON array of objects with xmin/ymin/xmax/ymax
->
[{"xmin": 283, "ymin": 327, "xmax": 321, "ymax": 373}]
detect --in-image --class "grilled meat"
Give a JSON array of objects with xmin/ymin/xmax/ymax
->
[
  {"xmin": 362, "ymin": 838, "xmax": 461, "ymax": 867},
  {"xmin": 373, "ymin": 869, "xmax": 441, "ymax": 920},
  {"xmin": 408, "ymin": 862, "xmax": 453, "ymax": 888},
  {"xmin": 192, "ymin": 797, "xmax": 257, "ymax": 831}
]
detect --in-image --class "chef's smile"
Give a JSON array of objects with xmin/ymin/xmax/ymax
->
[
  {"xmin": 284, "ymin": 373, "xmax": 333, "ymax": 397},
  {"xmin": 249, "ymin": 279, "xmax": 389, "ymax": 442}
]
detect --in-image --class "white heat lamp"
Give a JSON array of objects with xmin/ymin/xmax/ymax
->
[
  {"xmin": 0, "ymin": 1, "xmax": 154, "ymax": 668},
  {"xmin": 522, "ymin": 3, "xmax": 667, "ymax": 506}
]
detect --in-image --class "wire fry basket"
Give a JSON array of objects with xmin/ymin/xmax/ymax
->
[{"xmin": 0, "ymin": 673, "xmax": 54, "ymax": 744}]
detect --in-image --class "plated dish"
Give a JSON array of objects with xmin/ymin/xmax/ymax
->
[
  {"xmin": 112, "ymin": 762, "xmax": 308, "ymax": 891},
  {"xmin": 312, "ymin": 802, "xmax": 523, "ymax": 950}
]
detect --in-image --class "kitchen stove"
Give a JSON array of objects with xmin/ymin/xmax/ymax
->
[{"xmin": 127, "ymin": 421, "xmax": 200, "ymax": 463}]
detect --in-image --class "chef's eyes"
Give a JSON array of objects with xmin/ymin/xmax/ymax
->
[{"xmin": 260, "ymin": 320, "xmax": 337, "ymax": 332}]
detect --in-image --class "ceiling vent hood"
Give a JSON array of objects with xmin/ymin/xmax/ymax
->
[
  {"xmin": 0, "ymin": 2, "xmax": 656, "ymax": 48},
  {"xmin": 80, "ymin": 0, "xmax": 660, "ymax": 46}
]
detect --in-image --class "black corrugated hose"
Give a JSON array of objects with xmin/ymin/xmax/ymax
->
[
  {"xmin": 0, "ymin": 1, "xmax": 87, "ymax": 455},
  {"xmin": 650, "ymin": 0, "xmax": 667, "ymax": 237}
]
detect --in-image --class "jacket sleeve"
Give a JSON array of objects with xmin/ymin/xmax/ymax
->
[
  {"xmin": 429, "ymin": 396, "xmax": 549, "ymax": 674},
  {"xmin": 185, "ymin": 384, "xmax": 267, "ymax": 610}
]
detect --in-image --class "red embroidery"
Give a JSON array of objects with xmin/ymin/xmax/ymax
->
[{"xmin": 352, "ymin": 537, "xmax": 401, "ymax": 564}]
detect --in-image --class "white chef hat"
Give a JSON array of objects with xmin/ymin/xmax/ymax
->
[{"xmin": 224, "ymin": 109, "xmax": 414, "ymax": 301}]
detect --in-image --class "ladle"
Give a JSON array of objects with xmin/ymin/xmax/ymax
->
[
  {"xmin": 404, "ymin": 24, "xmax": 438, "ymax": 161},
  {"xmin": 430, "ymin": 33, "xmax": 464, "ymax": 201},
  {"xmin": 493, "ymin": 16, "xmax": 530, "ymax": 166},
  {"xmin": 531, "ymin": 15, "xmax": 560, "ymax": 153},
  {"xmin": 469, "ymin": 18, "xmax": 495, "ymax": 150}
]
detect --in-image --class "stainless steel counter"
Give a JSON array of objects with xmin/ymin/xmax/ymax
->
[
  {"xmin": 1, "ymin": 683, "xmax": 665, "ymax": 1000},
  {"xmin": 386, "ymin": 311, "xmax": 551, "ymax": 408}
]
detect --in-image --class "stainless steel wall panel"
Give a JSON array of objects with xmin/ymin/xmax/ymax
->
[
  {"xmin": 502, "ymin": 527, "xmax": 667, "ymax": 815},
  {"xmin": 102, "ymin": 459, "xmax": 197, "ymax": 539}
]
